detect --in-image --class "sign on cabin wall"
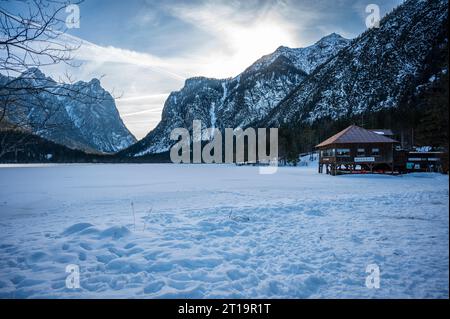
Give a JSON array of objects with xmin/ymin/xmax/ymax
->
[
  {"xmin": 408, "ymin": 157, "xmax": 425, "ymax": 161},
  {"xmin": 354, "ymin": 157, "xmax": 375, "ymax": 163}
]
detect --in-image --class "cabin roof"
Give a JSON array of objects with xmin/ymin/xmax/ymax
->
[{"xmin": 316, "ymin": 125, "xmax": 398, "ymax": 148}]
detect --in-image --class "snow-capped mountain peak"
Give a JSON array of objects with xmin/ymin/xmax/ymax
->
[
  {"xmin": 265, "ymin": 0, "xmax": 448, "ymax": 127},
  {"xmin": 20, "ymin": 67, "xmax": 47, "ymax": 79},
  {"xmin": 0, "ymin": 70, "xmax": 136, "ymax": 153},
  {"xmin": 18, "ymin": 67, "xmax": 56, "ymax": 86},
  {"xmin": 245, "ymin": 33, "xmax": 350, "ymax": 75}
]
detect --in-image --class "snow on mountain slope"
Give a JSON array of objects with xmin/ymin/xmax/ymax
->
[
  {"xmin": 0, "ymin": 69, "xmax": 136, "ymax": 153},
  {"xmin": 58, "ymin": 78, "xmax": 136, "ymax": 152},
  {"xmin": 123, "ymin": 34, "xmax": 350, "ymax": 156},
  {"xmin": 247, "ymin": 33, "xmax": 350, "ymax": 74},
  {"xmin": 264, "ymin": 0, "xmax": 448, "ymax": 127}
]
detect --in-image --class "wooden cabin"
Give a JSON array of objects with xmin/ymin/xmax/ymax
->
[
  {"xmin": 316, "ymin": 125, "xmax": 398, "ymax": 175},
  {"xmin": 395, "ymin": 150, "xmax": 448, "ymax": 173}
]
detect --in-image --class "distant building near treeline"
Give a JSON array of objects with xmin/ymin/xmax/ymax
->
[
  {"xmin": 368, "ymin": 129, "xmax": 395, "ymax": 138},
  {"xmin": 316, "ymin": 125, "xmax": 448, "ymax": 175}
]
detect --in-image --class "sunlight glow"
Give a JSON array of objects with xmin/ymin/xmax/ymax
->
[
  {"xmin": 231, "ymin": 23, "xmax": 294, "ymax": 64},
  {"xmin": 198, "ymin": 22, "xmax": 298, "ymax": 78}
]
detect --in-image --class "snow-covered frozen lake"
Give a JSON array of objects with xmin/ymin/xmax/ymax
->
[{"xmin": 0, "ymin": 163, "xmax": 448, "ymax": 298}]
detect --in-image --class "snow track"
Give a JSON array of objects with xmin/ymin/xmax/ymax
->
[{"xmin": 0, "ymin": 164, "xmax": 448, "ymax": 298}]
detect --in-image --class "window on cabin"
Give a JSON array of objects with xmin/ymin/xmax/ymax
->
[
  {"xmin": 321, "ymin": 149, "xmax": 335, "ymax": 157},
  {"xmin": 357, "ymin": 148, "xmax": 365, "ymax": 157},
  {"xmin": 336, "ymin": 148, "xmax": 350, "ymax": 157},
  {"xmin": 372, "ymin": 148, "xmax": 380, "ymax": 156}
]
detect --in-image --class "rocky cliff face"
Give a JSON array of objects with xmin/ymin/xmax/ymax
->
[
  {"xmin": 263, "ymin": 0, "xmax": 448, "ymax": 127},
  {"xmin": 123, "ymin": 34, "xmax": 350, "ymax": 156},
  {"xmin": 0, "ymin": 69, "xmax": 136, "ymax": 153}
]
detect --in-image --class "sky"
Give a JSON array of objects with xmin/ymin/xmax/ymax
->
[{"xmin": 3, "ymin": 0, "xmax": 404, "ymax": 139}]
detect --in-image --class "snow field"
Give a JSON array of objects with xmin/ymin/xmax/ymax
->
[{"xmin": 0, "ymin": 163, "xmax": 448, "ymax": 298}]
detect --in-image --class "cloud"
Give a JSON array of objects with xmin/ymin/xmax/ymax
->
[
  {"xmin": 164, "ymin": 0, "xmax": 303, "ymax": 73},
  {"xmin": 62, "ymin": 35, "xmax": 187, "ymax": 81}
]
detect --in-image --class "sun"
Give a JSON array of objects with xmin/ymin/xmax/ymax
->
[
  {"xmin": 228, "ymin": 23, "xmax": 296, "ymax": 71},
  {"xmin": 196, "ymin": 21, "xmax": 298, "ymax": 78}
]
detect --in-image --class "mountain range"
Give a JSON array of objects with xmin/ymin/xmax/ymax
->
[
  {"xmin": 264, "ymin": 0, "xmax": 448, "ymax": 127},
  {"xmin": 0, "ymin": 0, "xmax": 447, "ymax": 160},
  {"xmin": 124, "ymin": 0, "xmax": 448, "ymax": 158}
]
